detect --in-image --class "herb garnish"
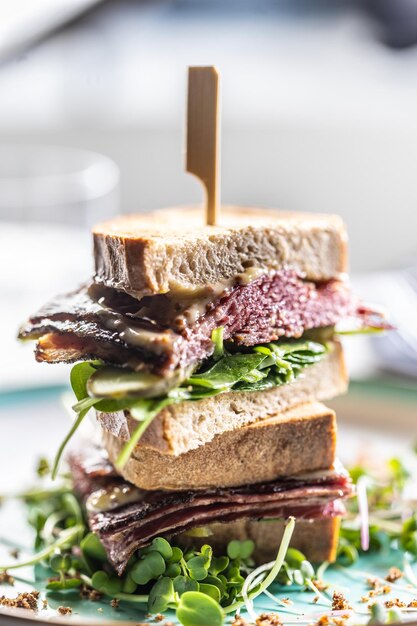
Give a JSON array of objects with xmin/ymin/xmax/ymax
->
[
  {"xmin": 1, "ymin": 448, "xmax": 417, "ymax": 625},
  {"xmin": 336, "ymin": 455, "xmax": 417, "ymax": 564},
  {"xmin": 0, "ymin": 470, "xmax": 300, "ymax": 626}
]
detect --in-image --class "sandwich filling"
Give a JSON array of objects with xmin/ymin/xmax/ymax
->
[
  {"xmin": 19, "ymin": 268, "xmax": 377, "ymax": 376},
  {"xmin": 19, "ymin": 267, "xmax": 389, "ymax": 472},
  {"xmin": 69, "ymin": 446, "xmax": 353, "ymax": 574}
]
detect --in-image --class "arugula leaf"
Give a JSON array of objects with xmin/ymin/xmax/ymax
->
[
  {"xmin": 174, "ymin": 576, "xmax": 199, "ymax": 596},
  {"xmin": 80, "ymin": 532, "xmax": 108, "ymax": 563},
  {"xmin": 235, "ymin": 375, "xmax": 276, "ymax": 392},
  {"xmin": 51, "ymin": 404, "xmax": 96, "ymax": 480},
  {"xmin": 70, "ymin": 361, "xmax": 101, "ymax": 401},
  {"xmin": 114, "ymin": 397, "xmax": 176, "ymax": 471},
  {"xmin": 189, "ymin": 353, "xmax": 266, "ymax": 389},
  {"xmin": 51, "ymin": 361, "xmax": 103, "ymax": 479}
]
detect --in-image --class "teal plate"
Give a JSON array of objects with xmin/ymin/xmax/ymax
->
[{"xmin": 0, "ymin": 500, "xmax": 416, "ymax": 625}]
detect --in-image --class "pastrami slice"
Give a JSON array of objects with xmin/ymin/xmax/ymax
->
[
  {"xmin": 19, "ymin": 269, "xmax": 357, "ymax": 375},
  {"xmin": 68, "ymin": 447, "xmax": 353, "ymax": 574}
]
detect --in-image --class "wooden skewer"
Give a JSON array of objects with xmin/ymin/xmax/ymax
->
[{"xmin": 186, "ymin": 66, "xmax": 220, "ymax": 226}]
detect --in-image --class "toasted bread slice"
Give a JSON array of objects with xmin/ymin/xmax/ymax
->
[
  {"xmin": 100, "ymin": 402, "xmax": 337, "ymax": 490},
  {"xmin": 93, "ymin": 206, "xmax": 348, "ymax": 297},
  {"xmin": 97, "ymin": 340, "xmax": 347, "ymax": 457},
  {"xmin": 177, "ymin": 517, "xmax": 341, "ymax": 564}
]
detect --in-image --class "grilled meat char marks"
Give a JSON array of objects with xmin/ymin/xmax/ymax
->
[
  {"xmin": 69, "ymin": 449, "xmax": 353, "ymax": 574},
  {"xmin": 19, "ymin": 269, "xmax": 355, "ymax": 375}
]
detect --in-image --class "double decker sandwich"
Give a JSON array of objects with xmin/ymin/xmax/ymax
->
[
  {"xmin": 19, "ymin": 205, "xmax": 389, "ymax": 574},
  {"xmin": 18, "ymin": 67, "xmax": 388, "ymax": 581}
]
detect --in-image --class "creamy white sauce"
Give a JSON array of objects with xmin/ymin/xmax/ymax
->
[
  {"xmin": 167, "ymin": 266, "xmax": 266, "ymax": 328},
  {"xmin": 90, "ymin": 307, "xmax": 177, "ymax": 352},
  {"xmin": 90, "ymin": 266, "xmax": 267, "ymax": 345},
  {"xmin": 86, "ymin": 484, "xmax": 143, "ymax": 513}
]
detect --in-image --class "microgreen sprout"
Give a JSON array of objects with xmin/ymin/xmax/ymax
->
[
  {"xmin": 262, "ymin": 589, "xmax": 304, "ymax": 615},
  {"xmin": 0, "ymin": 525, "xmax": 84, "ymax": 571},
  {"xmin": 369, "ymin": 602, "xmax": 388, "ymax": 625},
  {"xmin": 367, "ymin": 603, "xmax": 405, "ymax": 625},
  {"xmin": 176, "ymin": 590, "xmax": 224, "ymax": 626},
  {"xmin": 2, "ymin": 435, "xmax": 417, "ymax": 625},
  {"xmin": 238, "ymin": 516, "xmax": 296, "ymax": 620},
  {"xmin": 47, "ymin": 553, "xmax": 82, "ymax": 591},
  {"xmin": 386, "ymin": 607, "xmax": 404, "ymax": 624},
  {"xmin": 334, "ymin": 453, "xmax": 417, "ymax": 576}
]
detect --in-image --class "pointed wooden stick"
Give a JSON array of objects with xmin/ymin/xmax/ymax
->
[{"xmin": 186, "ymin": 66, "xmax": 220, "ymax": 226}]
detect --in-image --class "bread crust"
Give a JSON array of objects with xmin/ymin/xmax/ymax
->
[
  {"xmin": 97, "ymin": 340, "xmax": 347, "ymax": 456},
  {"xmin": 93, "ymin": 206, "xmax": 348, "ymax": 297},
  {"xmin": 177, "ymin": 516, "xmax": 341, "ymax": 564},
  {"xmin": 101, "ymin": 402, "xmax": 337, "ymax": 490}
]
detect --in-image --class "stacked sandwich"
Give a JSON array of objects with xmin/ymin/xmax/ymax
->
[{"xmin": 20, "ymin": 206, "xmax": 385, "ymax": 575}]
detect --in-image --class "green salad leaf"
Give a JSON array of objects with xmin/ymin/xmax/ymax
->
[
  {"xmin": 52, "ymin": 331, "xmax": 328, "ymax": 476},
  {"xmin": 70, "ymin": 361, "xmax": 101, "ymax": 401},
  {"xmin": 189, "ymin": 352, "xmax": 267, "ymax": 389}
]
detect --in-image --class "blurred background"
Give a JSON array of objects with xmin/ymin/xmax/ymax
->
[{"xmin": 0, "ymin": 0, "xmax": 416, "ymax": 487}]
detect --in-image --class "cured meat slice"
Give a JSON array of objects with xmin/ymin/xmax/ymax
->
[{"xmin": 19, "ymin": 270, "xmax": 360, "ymax": 375}]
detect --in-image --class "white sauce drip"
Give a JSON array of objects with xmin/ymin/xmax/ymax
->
[{"xmin": 86, "ymin": 484, "xmax": 143, "ymax": 513}]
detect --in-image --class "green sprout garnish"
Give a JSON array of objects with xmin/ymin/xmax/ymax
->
[
  {"xmin": 1, "ymin": 445, "xmax": 417, "ymax": 625},
  {"xmin": 176, "ymin": 590, "xmax": 224, "ymax": 626},
  {"xmin": 335, "ymin": 453, "xmax": 417, "ymax": 567},
  {"xmin": 0, "ymin": 468, "xmax": 311, "ymax": 626}
]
